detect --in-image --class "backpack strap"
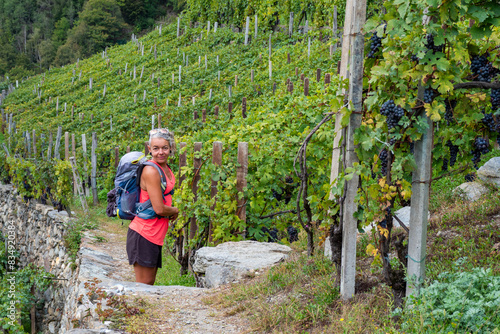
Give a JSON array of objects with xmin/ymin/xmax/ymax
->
[
  {"xmin": 136, "ymin": 161, "xmax": 167, "ymax": 193},
  {"xmin": 134, "ymin": 161, "xmax": 173, "ymax": 219}
]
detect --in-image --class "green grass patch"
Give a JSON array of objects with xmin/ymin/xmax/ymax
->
[{"xmin": 155, "ymin": 252, "xmax": 196, "ymax": 286}]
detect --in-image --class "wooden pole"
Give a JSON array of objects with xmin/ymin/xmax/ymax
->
[
  {"xmin": 244, "ymin": 16, "xmax": 250, "ymax": 45},
  {"xmin": 32, "ymin": 129, "xmax": 36, "ymax": 158},
  {"xmin": 65, "ymin": 132, "xmax": 69, "ymax": 160},
  {"xmin": 91, "ymin": 132, "xmax": 98, "ymax": 205},
  {"xmin": 254, "ymin": 14, "xmax": 258, "ymax": 39},
  {"xmin": 81, "ymin": 134, "xmax": 89, "ymax": 196},
  {"xmin": 228, "ymin": 102, "xmax": 233, "ymax": 117},
  {"xmin": 236, "ymin": 142, "xmax": 248, "ymax": 224},
  {"xmin": 304, "ymin": 78, "xmax": 309, "ymax": 96},
  {"xmin": 190, "ymin": 142, "xmax": 202, "ymax": 239},
  {"xmin": 316, "ymin": 68, "xmax": 321, "ymax": 82},
  {"xmin": 289, "ymin": 12, "xmax": 294, "ymax": 36},
  {"xmin": 210, "ymin": 141, "xmax": 223, "ymax": 242},
  {"xmin": 329, "ymin": 0, "xmax": 367, "ymax": 301},
  {"xmin": 54, "ymin": 126, "xmax": 62, "ymax": 159},
  {"xmin": 202, "ymin": 109, "xmax": 206, "ymax": 123},
  {"xmin": 214, "ymin": 105, "xmax": 219, "ymax": 118},
  {"xmin": 47, "ymin": 132, "xmax": 53, "ymax": 160},
  {"xmin": 242, "ymin": 97, "xmax": 247, "ymax": 118},
  {"xmin": 114, "ymin": 147, "xmax": 119, "ymax": 168}
]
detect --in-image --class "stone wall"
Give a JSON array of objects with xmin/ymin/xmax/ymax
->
[{"xmin": 0, "ymin": 184, "xmax": 79, "ymax": 333}]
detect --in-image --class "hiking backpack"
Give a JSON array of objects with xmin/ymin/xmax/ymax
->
[{"xmin": 106, "ymin": 151, "xmax": 173, "ymax": 220}]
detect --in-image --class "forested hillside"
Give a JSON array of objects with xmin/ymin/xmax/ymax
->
[{"xmin": 0, "ymin": 0, "xmax": 183, "ymax": 79}]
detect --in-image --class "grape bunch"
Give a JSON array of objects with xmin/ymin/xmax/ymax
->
[
  {"xmin": 482, "ymin": 111, "xmax": 496, "ymax": 132},
  {"xmin": 272, "ymin": 189, "xmax": 282, "ymax": 201},
  {"xmin": 446, "ymin": 140, "xmax": 459, "ymax": 167},
  {"xmin": 491, "ymin": 88, "xmax": 500, "ymax": 110},
  {"xmin": 380, "ymin": 100, "xmax": 405, "ymax": 129},
  {"xmin": 379, "ymin": 149, "xmax": 389, "ymax": 176},
  {"xmin": 423, "ymin": 87, "xmax": 438, "ymax": 104},
  {"xmin": 411, "ymin": 54, "xmax": 419, "ymax": 63},
  {"xmin": 425, "ymin": 34, "xmax": 444, "ymax": 53},
  {"xmin": 472, "ymin": 137, "xmax": 489, "ymax": 169},
  {"xmin": 470, "ymin": 54, "xmax": 497, "ymax": 82},
  {"xmin": 444, "ymin": 99, "xmax": 456, "ymax": 124},
  {"xmin": 442, "ymin": 158, "xmax": 449, "ymax": 172},
  {"xmin": 287, "ymin": 226, "xmax": 298, "ymax": 243},
  {"xmin": 367, "ymin": 32, "xmax": 382, "ymax": 58}
]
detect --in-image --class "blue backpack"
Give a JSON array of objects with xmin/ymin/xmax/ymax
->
[{"xmin": 108, "ymin": 151, "xmax": 173, "ymax": 220}]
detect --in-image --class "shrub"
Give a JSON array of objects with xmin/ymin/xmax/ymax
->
[{"xmin": 398, "ymin": 265, "xmax": 500, "ymax": 333}]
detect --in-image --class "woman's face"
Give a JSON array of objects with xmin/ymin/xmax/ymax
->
[{"xmin": 149, "ymin": 137, "xmax": 170, "ymax": 164}]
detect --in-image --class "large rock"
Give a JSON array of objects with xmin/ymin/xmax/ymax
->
[
  {"xmin": 477, "ymin": 157, "xmax": 500, "ymax": 187},
  {"xmin": 192, "ymin": 241, "xmax": 292, "ymax": 287},
  {"xmin": 454, "ymin": 181, "xmax": 489, "ymax": 201}
]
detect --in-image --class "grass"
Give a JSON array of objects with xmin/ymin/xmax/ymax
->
[
  {"xmin": 155, "ymin": 252, "xmax": 196, "ymax": 286},
  {"xmin": 204, "ymin": 151, "xmax": 500, "ymax": 333}
]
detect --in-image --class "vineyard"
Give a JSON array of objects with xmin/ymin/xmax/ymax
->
[{"xmin": 1, "ymin": 0, "xmax": 500, "ymax": 327}]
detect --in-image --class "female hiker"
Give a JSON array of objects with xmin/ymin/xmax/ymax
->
[{"xmin": 126, "ymin": 128, "xmax": 178, "ymax": 285}]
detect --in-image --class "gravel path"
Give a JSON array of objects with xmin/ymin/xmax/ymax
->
[{"xmin": 87, "ymin": 224, "xmax": 253, "ymax": 334}]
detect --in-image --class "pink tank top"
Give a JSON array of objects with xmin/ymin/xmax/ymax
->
[{"xmin": 129, "ymin": 161, "xmax": 175, "ymax": 246}]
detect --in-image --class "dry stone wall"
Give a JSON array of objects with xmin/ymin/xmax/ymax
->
[{"xmin": 0, "ymin": 183, "xmax": 79, "ymax": 333}]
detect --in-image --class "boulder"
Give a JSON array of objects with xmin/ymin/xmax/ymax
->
[
  {"xmin": 454, "ymin": 181, "xmax": 489, "ymax": 201},
  {"xmin": 477, "ymin": 157, "xmax": 500, "ymax": 187},
  {"xmin": 192, "ymin": 241, "xmax": 291, "ymax": 287}
]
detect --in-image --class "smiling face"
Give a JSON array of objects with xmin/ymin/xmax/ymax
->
[{"xmin": 149, "ymin": 137, "xmax": 170, "ymax": 165}]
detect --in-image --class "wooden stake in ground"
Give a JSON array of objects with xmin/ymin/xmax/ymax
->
[
  {"xmin": 210, "ymin": 141, "xmax": 222, "ymax": 241},
  {"xmin": 228, "ymin": 102, "xmax": 233, "ymax": 117},
  {"xmin": 190, "ymin": 142, "xmax": 202, "ymax": 239},
  {"xmin": 91, "ymin": 132, "xmax": 98, "ymax": 205},
  {"xmin": 236, "ymin": 142, "xmax": 248, "ymax": 224},
  {"xmin": 328, "ymin": 0, "xmax": 367, "ymax": 301},
  {"xmin": 69, "ymin": 156, "xmax": 89, "ymax": 215},
  {"xmin": 289, "ymin": 12, "xmax": 294, "ymax": 36},
  {"xmin": 214, "ymin": 105, "xmax": 219, "ymax": 118},
  {"xmin": 54, "ymin": 126, "xmax": 62, "ymax": 159},
  {"xmin": 242, "ymin": 97, "xmax": 247, "ymax": 118},
  {"xmin": 244, "ymin": 16, "xmax": 250, "ymax": 45},
  {"xmin": 304, "ymin": 78, "xmax": 309, "ymax": 96}
]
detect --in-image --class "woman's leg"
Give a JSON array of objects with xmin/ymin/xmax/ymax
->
[{"xmin": 133, "ymin": 263, "xmax": 158, "ymax": 285}]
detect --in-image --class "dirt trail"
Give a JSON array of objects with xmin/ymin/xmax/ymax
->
[{"xmin": 86, "ymin": 221, "xmax": 252, "ymax": 334}]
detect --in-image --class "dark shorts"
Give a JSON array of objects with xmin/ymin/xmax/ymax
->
[{"xmin": 126, "ymin": 228, "xmax": 162, "ymax": 268}]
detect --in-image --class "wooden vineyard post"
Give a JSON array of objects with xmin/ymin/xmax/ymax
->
[
  {"xmin": 287, "ymin": 53, "xmax": 291, "ymax": 64},
  {"xmin": 190, "ymin": 142, "xmax": 202, "ymax": 240},
  {"xmin": 202, "ymin": 109, "xmax": 206, "ymax": 123},
  {"xmin": 236, "ymin": 142, "xmax": 248, "ymax": 225},
  {"xmin": 228, "ymin": 102, "xmax": 233, "ymax": 118},
  {"xmin": 194, "ymin": 110, "xmax": 199, "ymax": 120},
  {"xmin": 65, "ymin": 132, "xmax": 69, "ymax": 160},
  {"xmin": 47, "ymin": 132, "xmax": 53, "ymax": 160},
  {"xmin": 54, "ymin": 126, "xmax": 62, "ymax": 159},
  {"xmin": 32, "ymin": 130, "xmax": 36, "ymax": 158},
  {"xmin": 69, "ymin": 157, "xmax": 89, "ymax": 215},
  {"xmin": 115, "ymin": 147, "xmax": 119, "ymax": 168},
  {"xmin": 158, "ymin": 114, "xmax": 162, "ymax": 128},
  {"xmin": 144, "ymin": 142, "xmax": 149, "ymax": 155},
  {"xmin": 126, "ymin": 146, "xmax": 130, "ymax": 153},
  {"xmin": 91, "ymin": 132, "xmax": 98, "ymax": 205},
  {"xmin": 210, "ymin": 141, "xmax": 223, "ymax": 242},
  {"xmin": 251, "ymin": 69, "xmax": 254, "ymax": 82},
  {"xmin": 72, "ymin": 134, "xmax": 77, "ymax": 195},
  {"xmin": 272, "ymin": 82, "xmax": 276, "ymax": 94},
  {"xmin": 82, "ymin": 134, "xmax": 89, "ymax": 196},
  {"xmin": 214, "ymin": 105, "xmax": 219, "ymax": 119},
  {"xmin": 177, "ymin": 142, "xmax": 188, "ymax": 273},
  {"xmin": 242, "ymin": 97, "xmax": 247, "ymax": 118},
  {"xmin": 317, "ymin": 68, "xmax": 321, "ymax": 82},
  {"xmin": 325, "ymin": 73, "xmax": 331, "ymax": 84},
  {"xmin": 304, "ymin": 78, "xmax": 309, "ymax": 96},
  {"xmin": 254, "ymin": 14, "xmax": 258, "ymax": 39},
  {"xmin": 244, "ymin": 16, "xmax": 250, "ymax": 45},
  {"xmin": 289, "ymin": 12, "xmax": 294, "ymax": 36},
  {"xmin": 328, "ymin": 0, "xmax": 367, "ymax": 300},
  {"xmin": 295, "ymin": 67, "xmax": 299, "ymax": 76}
]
